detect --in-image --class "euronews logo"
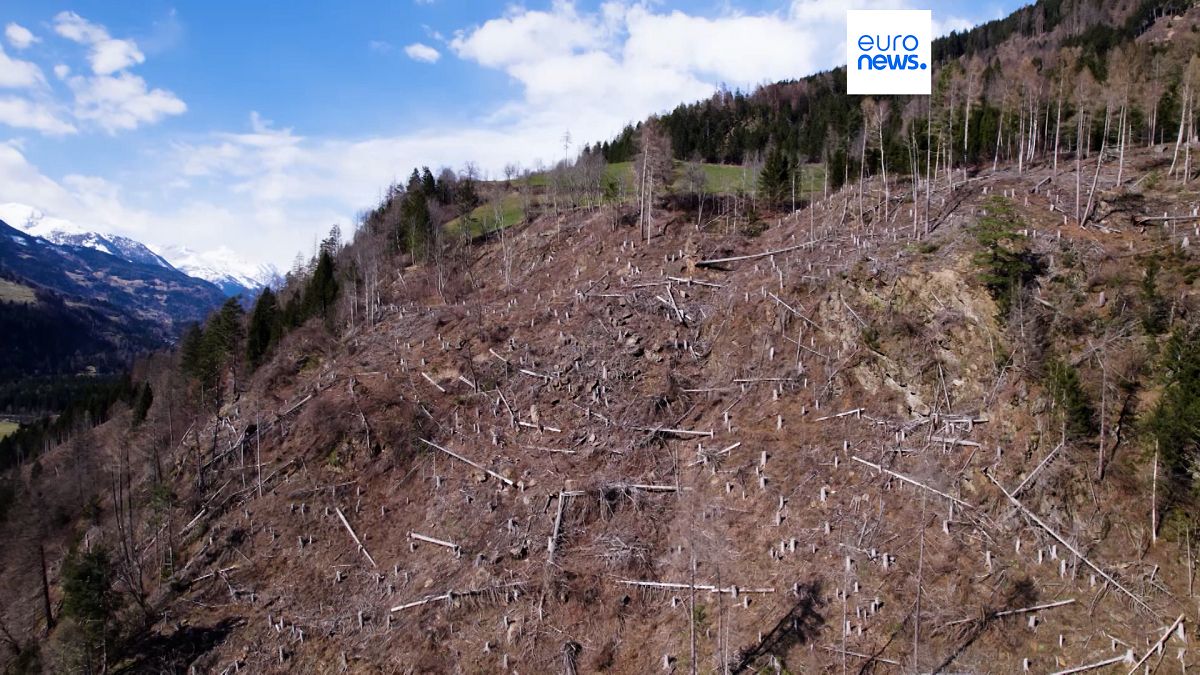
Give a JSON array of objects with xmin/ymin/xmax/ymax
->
[{"xmin": 847, "ymin": 10, "xmax": 932, "ymax": 95}]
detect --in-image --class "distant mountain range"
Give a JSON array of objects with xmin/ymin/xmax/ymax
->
[
  {"xmin": 153, "ymin": 244, "xmax": 281, "ymax": 297},
  {"xmin": 0, "ymin": 218, "xmax": 226, "ymax": 333},
  {"xmin": 0, "ymin": 203, "xmax": 281, "ymax": 383},
  {"xmin": 0, "ymin": 203, "xmax": 278, "ymax": 298},
  {"xmin": 0, "ymin": 216, "xmax": 228, "ymax": 381}
]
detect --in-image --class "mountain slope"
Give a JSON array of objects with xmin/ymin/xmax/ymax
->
[
  {"xmin": 3, "ymin": 0, "xmax": 1200, "ymax": 672},
  {"xmin": 0, "ymin": 202, "xmax": 278, "ymax": 297},
  {"xmin": 0, "ymin": 271, "xmax": 161, "ymax": 380},
  {"xmin": 0, "ymin": 218, "xmax": 225, "ymax": 335},
  {"xmin": 4, "ymin": 145, "xmax": 1198, "ymax": 673},
  {"xmin": 0, "ymin": 203, "xmax": 173, "ymax": 269}
]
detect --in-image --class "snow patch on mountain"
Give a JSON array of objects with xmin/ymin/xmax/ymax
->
[
  {"xmin": 0, "ymin": 202, "xmax": 278, "ymax": 296},
  {"xmin": 0, "ymin": 202, "xmax": 171, "ymax": 268},
  {"xmin": 153, "ymin": 245, "xmax": 280, "ymax": 296}
]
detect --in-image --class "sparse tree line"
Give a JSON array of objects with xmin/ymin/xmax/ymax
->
[{"xmin": 179, "ymin": 229, "xmax": 341, "ymax": 407}]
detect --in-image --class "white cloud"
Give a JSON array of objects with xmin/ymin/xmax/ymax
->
[
  {"xmin": 4, "ymin": 23, "xmax": 39, "ymax": 50},
  {"xmin": 404, "ymin": 42, "xmax": 441, "ymax": 63},
  {"xmin": 622, "ymin": 7, "xmax": 822, "ymax": 85},
  {"xmin": 53, "ymin": 11, "xmax": 146, "ymax": 75},
  {"xmin": 0, "ymin": 97, "xmax": 75, "ymax": 134},
  {"xmin": 368, "ymin": 40, "xmax": 393, "ymax": 54},
  {"xmin": 0, "ymin": 45, "xmax": 45, "ymax": 88},
  {"xmin": 449, "ymin": 2, "xmax": 612, "ymax": 69},
  {"xmin": 66, "ymin": 71, "xmax": 186, "ymax": 133},
  {"xmin": 933, "ymin": 15, "xmax": 976, "ymax": 36},
  {"xmin": 28, "ymin": 12, "xmax": 188, "ymax": 133}
]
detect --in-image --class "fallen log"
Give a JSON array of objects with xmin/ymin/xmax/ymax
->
[
  {"xmin": 697, "ymin": 241, "xmax": 815, "ymax": 268},
  {"xmin": 336, "ymin": 507, "xmax": 377, "ymax": 568},
  {"xmin": 1050, "ymin": 651, "xmax": 1132, "ymax": 674},
  {"xmin": 616, "ymin": 579, "xmax": 774, "ymax": 594},
  {"xmin": 409, "ymin": 531, "xmax": 460, "ymax": 554},
  {"xmin": 986, "ymin": 473, "xmax": 1155, "ymax": 615},
  {"xmin": 852, "ymin": 456, "xmax": 968, "ymax": 507},
  {"xmin": 1124, "ymin": 615, "xmax": 1184, "ymax": 674},
  {"xmin": 943, "ymin": 598, "xmax": 1075, "ymax": 627},
  {"xmin": 631, "ymin": 426, "xmax": 713, "ymax": 438},
  {"xmin": 390, "ymin": 582, "xmax": 527, "ymax": 612},
  {"xmin": 418, "ymin": 438, "xmax": 516, "ymax": 487}
]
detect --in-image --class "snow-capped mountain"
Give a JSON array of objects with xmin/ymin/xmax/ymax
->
[
  {"xmin": 0, "ymin": 203, "xmax": 173, "ymax": 270},
  {"xmin": 0, "ymin": 202, "xmax": 277, "ymax": 297},
  {"xmin": 154, "ymin": 245, "xmax": 280, "ymax": 297}
]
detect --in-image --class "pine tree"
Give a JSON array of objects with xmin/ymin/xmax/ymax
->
[
  {"xmin": 179, "ymin": 323, "xmax": 204, "ymax": 380},
  {"xmin": 421, "ymin": 166, "xmax": 437, "ymax": 196},
  {"xmin": 303, "ymin": 250, "xmax": 338, "ymax": 321},
  {"xmin": 132, "ymin": 381, "xmax": 153, "ymax": 426},
  {"xmin": 246, "ymin": 287, "xmax": 281, "ymax": 369},
  {"xmin": 970, "ymin": 197, "xmax": 1034, "ymax": 318},
  {"xmin": 402, "ymin": 191, "xmax": 433, "ymax": 259},
  {"xmin": 190, "ymin": 297, "xmax": 246, "ymax": 392},
  {"xmin": 758, "ymin": 147, "xmax": 791, "ymax": 206},
  {"xmin": 61, "ymin": 545, "xmax": 119, "ymax": 671}
]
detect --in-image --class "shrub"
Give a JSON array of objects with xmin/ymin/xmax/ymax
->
[
  {"xmin": 970, "ymin": 197, "xmax": 1037, "ymax": 319},
  {"xmin": 1139, "ymin": 257, "xmax": 1169, "ymax": 335},
  {"xmin": 1045, "ymin": 358, "xmax": 1096, "ymax": 439},
  {"xmin": 60, "ymin": 545, "xmax": 121, "ymax": 672}
]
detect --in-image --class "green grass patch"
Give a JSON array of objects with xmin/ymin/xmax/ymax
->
[
  {"xmin": 446, "ymin": 193, "xmax": 526, "ymax": 238},
  {"xmin": 604, "ymin": 161, "xmax": 824, "ymax": 197},
  {"xmin": 0, "ymin": 422, "xmax": 18, "ymax": 440}
]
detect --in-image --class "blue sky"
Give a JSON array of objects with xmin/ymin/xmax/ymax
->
[{"xmin": 0, "ymin": 1, "xmax": 1023, "ymax": 268}]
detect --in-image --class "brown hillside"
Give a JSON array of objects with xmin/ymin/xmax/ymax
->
[{"xmin": 4, "ymin": 144, "xmax": 1200, "ymax": 673}]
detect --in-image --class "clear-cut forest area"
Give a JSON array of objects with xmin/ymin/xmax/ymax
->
[{"xmin": 3, "ymin": 0, "xmax": 1200, "ymax": 672}]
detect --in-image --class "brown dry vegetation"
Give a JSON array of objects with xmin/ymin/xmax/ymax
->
[{"xmin": 2, "ymin": 144, "xmax": 1200, "ymax": 674}]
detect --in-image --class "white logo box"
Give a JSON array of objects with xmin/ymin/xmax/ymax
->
[{"xmin": 846, "ymin": 9, "xmax": 932, "ymax": 95}]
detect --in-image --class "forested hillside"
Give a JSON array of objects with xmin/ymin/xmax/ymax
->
[{"xmin": 599, "ymin": 0, "xmax": 1199, "ymax": 193}]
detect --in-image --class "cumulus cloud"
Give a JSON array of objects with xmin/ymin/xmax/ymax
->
[
  {"xmin": 53, "ymin": 11, "xmax": 146, "ymax": 74},
  {"xmin": 66, "ymin": 71, "xmax": 187, "ymax": 133},
  {"xmin": 21, "ymin": 11, "xmax": 188, "ymax": 133},
  {"xmin": 4, "ymin": 23, "xmax": 39, "ymax": 50},
  {"xmin": 0, "ymin": 45, "xmax": 46, "ymax": 89},
  {"xmin": 0, "ymin": 97, "xmax": 75, "ymax": 135},
  {"xmin": 404, "ymin": 42, "xmax": 441, "ymax": 63}
]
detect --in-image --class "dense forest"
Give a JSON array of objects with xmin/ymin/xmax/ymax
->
[
  {"xmin": 597, "ymin": 0, "xmax": 1199, "ymax": 192},
  {"xmin": 0, "ymin": 285, "xmax": 160, "ymax": 383}
]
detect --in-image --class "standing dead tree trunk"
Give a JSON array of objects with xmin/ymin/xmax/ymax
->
[
  {"xmin": 1082, "ymin": 102, "xmax": 1112, "ymax": 226},
  {"xmin": 39, "ymin": 543, "xmax": 54, "ymax": 633}
]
